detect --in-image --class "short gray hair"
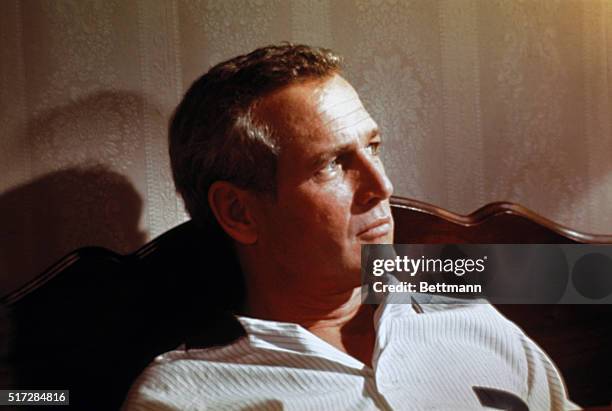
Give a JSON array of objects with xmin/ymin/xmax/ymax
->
[{"xmin": 169, "ymin": 43, "xmax": 342, "ymax": 227}]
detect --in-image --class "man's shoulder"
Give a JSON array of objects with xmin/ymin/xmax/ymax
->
[
  {"xmin": 144, "ymin": 336, "xmax": 251, "ymax": 372},
  {"xmin": 122, "ymin": 339, "xmax": 250, "ymax": 410}
]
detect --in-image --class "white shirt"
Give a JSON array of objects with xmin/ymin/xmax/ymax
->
[{"xmin": 122, "ymin": 296, "xmax": 576, "ymax": 410}]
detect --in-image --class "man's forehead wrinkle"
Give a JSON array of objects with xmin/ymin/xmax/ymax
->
[
  {"xmin": 316, "ymin": 94, "xmax": 362, "ymax": 115},
  {"xmin": 323, "ymin": 109, "xmax": 376, "ymax": 135},
  {"xmin": 320, "ymin": 103, "xmax": 368, "ymax": 125},
  {"xmin": 294, "ymin": 109, "xmax": 373, "ymax": 145},
  {"xmin": 336, "ymin": 117, "xmax": 376, "ymax": 137}
]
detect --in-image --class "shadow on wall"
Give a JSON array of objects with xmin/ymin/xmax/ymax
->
[
  {"xmin": 0, "ymin": 90, "xmax": 155, "ymax": 298},
  {"xmin": 0, "ymin": 166, "xmax": 147, "ymax": 298}
]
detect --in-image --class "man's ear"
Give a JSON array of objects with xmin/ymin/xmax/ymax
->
[{"xmin": 208, "ymin": 181, "xmax": 258, "ymax": 245}]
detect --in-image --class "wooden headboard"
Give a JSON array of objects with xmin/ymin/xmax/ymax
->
[
  {"xmin": 391, "ymin": 196, "xmax": 612, "ymax": 244},
  {"xmin": 2, "ymin": 195, "xmax": 611, "ymax": 409}
]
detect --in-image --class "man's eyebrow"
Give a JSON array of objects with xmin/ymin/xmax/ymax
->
[
  {"xmin": 309, "ymin": 143, "xmax": 354, "ymax": 169},
  {"xmin": 309, "ymin": 128, "xmax": 381, "ymax": 169}
]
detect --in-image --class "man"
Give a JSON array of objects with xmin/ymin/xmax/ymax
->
[{"xmin": 123, "ymin": 44, "xmax": 575, "ymax": 410}]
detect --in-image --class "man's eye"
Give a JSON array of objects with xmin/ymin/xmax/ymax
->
[
  {"xmin": 366, "ymin": 142, "xmax": 381, "ymax": 156},
  {"xmin": 316, "ymin": 159, "xmax": 341, "ymax": 177}
]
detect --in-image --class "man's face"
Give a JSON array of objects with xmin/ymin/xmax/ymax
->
[{"xmin": 251, "ymin": 74, "xmax": 394, "ymax": 290}]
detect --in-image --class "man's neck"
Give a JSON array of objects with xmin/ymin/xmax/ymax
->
[
  {"xmin": 306, "ymin": 296, "xmax": 377, "ymax": 368},
  {"xmin": 243, "ymin": 285, "xmax": 377, "ymax": 367}
]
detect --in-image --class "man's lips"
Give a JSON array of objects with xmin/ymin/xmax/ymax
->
[{"xmin": 357, "ymin": 216, "xmax": 393, "ymax": 240}]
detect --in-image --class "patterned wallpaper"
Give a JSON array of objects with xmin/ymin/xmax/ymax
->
[{"xmin": 1, "ymin": 0, "xmax": 611, "ymax": 296}]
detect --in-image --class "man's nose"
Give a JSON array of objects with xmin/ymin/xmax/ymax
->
[{"xmin": 356, "ymin": 155, "xmax": 394, "ymax": 208}]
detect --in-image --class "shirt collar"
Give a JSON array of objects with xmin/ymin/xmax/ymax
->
[{"xmin": 235, "ymin": 314, "xmax": 368, "ymax": 370}]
